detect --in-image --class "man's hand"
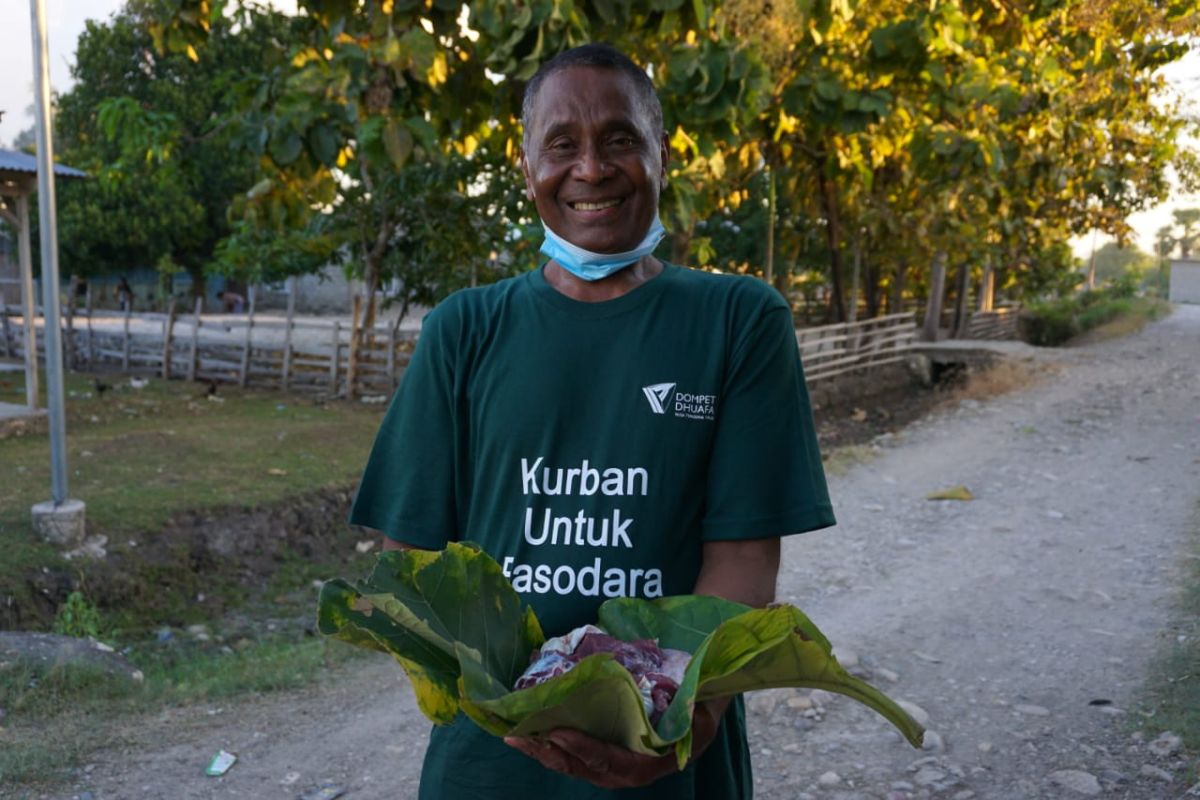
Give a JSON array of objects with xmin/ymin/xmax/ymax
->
[
  {"xmin": 504, "ymin": 697, "xmax": 729, "ymax": 788},
  {"xmin": 505, "ymin": 538, "xmax": 776, "ymax": 788}
]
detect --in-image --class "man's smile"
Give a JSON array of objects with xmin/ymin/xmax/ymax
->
[{"xmin": 568, "ymin": 198, "xmax": 624, "ymax": 211}]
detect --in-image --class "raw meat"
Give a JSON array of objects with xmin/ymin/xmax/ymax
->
[{"xmin": 514, "ymin": 625, "xmax": 691, "ymax": 724}]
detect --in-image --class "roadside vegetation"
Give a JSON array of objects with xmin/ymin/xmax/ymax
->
[
  {"xmin": 0, "ymin": 370, "xmax": 385, "ymax": 789},
  {"xmin": 1019, "ymin": 278, "xmax": 1171, "ymax": 347},
  {"xmin": 0, "ymin": 635, "xmax": 363, "ymax": 788},
  {"xmin": 1136, "ymin": 500, "xmax": 1200, "ymax": 780}
]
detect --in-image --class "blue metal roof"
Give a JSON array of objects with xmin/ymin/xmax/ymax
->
[{"xmin": 0, "ymin": 148, "xmax": 87, "ymax": 179}]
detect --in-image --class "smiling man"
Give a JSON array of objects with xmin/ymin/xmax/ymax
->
[{"xmin": 349, "ymin": 43, "xmax": 835, "ymax": 799}]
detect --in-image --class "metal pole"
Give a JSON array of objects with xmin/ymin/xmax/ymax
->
[{"xmin": 30, "ymin": 0, "xmax": 69, "ymax": 504}]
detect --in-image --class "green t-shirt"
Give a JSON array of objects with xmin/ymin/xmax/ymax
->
[{"xmin": 350, "ymin": 262, "xmax": 835, "ymax": 800}]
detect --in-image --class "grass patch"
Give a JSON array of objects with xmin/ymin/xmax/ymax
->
[
  {"xmin": 0, "ymin": 369, "xmax": 385, "ymax": 630},
  {"xmin": 0, "ymin": 634, "xmax": 367, "ymax": 790},
  {"xmin": 1137, "ymin": 500, "xmax": 1200, "ymax": 772},
  {"xmin": 0, "ymin": 371, "xmax": 381, "ymax": 536},
  {"xmin": 943, "ymin": 358, "xmax": 1049, "ymax": 406},
  {"xmin": 0, "ymin": 365, "xmax": 394, "ymax": 790},
  {"xmin": 1068, "ymin": 297, "xmax": 1170, "ymax": 346}
]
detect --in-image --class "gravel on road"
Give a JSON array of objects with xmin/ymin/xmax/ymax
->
[{"xmin": 65, "ymin": 305, "xmax": 1200, "ymax": 800}]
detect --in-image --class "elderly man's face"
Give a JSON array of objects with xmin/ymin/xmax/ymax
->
[{"xmin": 522, "ymin": 66, "xmax": 669, "ymax": 255}]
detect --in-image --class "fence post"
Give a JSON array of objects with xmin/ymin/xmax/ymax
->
[
  {"xmin": 64, "ymin": 276, "xmax": 77, "ymax": 371},
  {"xmin": 188, "ymin": 297, "xmax": 201, "ymax": 382},
  {"xmin": 122, "ymin": 305, "xmax": 131, "ymax": 371},
  {"xmin": 162, "ymin": 302, "xmax": 177, "ymax": 379},
  {"xmin": 281, "ymin": 276, "xmax": 295, "ymax": 391},
  {"xmin": 346, "ymin": 295, "xmax": 362, "ymax": 400},
  {"xmin": 85, "ymin": 283, "xmax": 94, "ymax": 367},
  {"xmin": 1, "ymin": 307, "xmax": 12, "ymax": 358},
  {"xmin": 239, "ymin": 285, "xmax": 256, "ymax": 388},
  {"xmin": 328, "ymin": 320, "xmax": 341, "ymax": 396},
  {"xmin": 386, "ymin": 323, "xmax": 397, "ymax": 391}
]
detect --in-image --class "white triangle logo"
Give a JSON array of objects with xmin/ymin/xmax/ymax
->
[{"xmin": 642, "ymin": 382, "xmax": 676, "ymax": 414}]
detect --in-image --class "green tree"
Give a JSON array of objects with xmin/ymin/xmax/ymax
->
[
  {"xmin": 1089, "ymin": 241, "xmax": 1155, "ymax": 283},
  {"xmin": 53, "ymin": 2, "xmax": 281, "ymax": 301},
  {"xmin": 1173, "ymin": 208, "xmax": 1200, "ymax": 257},
  {"xmin": 1155, "ymin": 224, "xmax": 1176, "ymax": 259},
  {"xmin": 144, "ymin": 0, "xmax": 1200, "ymax": 331}
]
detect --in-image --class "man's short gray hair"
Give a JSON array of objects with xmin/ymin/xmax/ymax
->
[{"xmin": 521, "ymin": 43, "xmax": 664, "ymax": 148}]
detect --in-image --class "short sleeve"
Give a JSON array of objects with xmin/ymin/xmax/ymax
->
[
  {"xmin": 701, "ymin": 296, "xmax": 835, "ymax": 540},
  {"xmin": 348, "ymin": 305, "xmax": 461, "ymax": 547}
]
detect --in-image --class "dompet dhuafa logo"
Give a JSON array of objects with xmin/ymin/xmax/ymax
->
[{"xmin": 641, "ymin": 382, "xmax": 716, "ymax": 421}]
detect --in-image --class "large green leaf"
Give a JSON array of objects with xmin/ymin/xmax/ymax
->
[{"xmin": 318, "ymin": 544, "xmax": 924, "ymax": 768}]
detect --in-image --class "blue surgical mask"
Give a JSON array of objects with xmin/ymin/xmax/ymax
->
[{"xmin": 539, "ymin": 216, "xmax": 666, "ymax": 281}]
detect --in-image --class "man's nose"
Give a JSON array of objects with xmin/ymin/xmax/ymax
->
[{"xmin": 573, "ymin": 143, "xmax": 612, "ymax": 182}]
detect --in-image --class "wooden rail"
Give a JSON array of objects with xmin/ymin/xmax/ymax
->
[
  {"xmin": 795, "ymin": 313, "xmax": 917, "ymax": 382},
  {"xmin": 964, "ymin": 307, "xmax": 1020, "ymax": 340},
  {"xmin": 1, "ymin": 304, "xmax": 416, "ymax": 398},
  {"xmin": 3, "ymin": 303, "xmax": 1019, "ymax": 397}
]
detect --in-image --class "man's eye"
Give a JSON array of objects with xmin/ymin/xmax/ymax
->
[
  {"xmin": 548, "ymin": 140, "xmax": 575, "ymax": 152},
  {"xmin": 610, "ymin": 135, "xmax": 636, "ymax": 147}
]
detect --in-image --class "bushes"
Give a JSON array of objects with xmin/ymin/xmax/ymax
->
[
  {"xmin": 52, "ymin": 591, "xmax": 102, "ymax": 639},
  {"xmin": 1019, "ymin": 282, "xmax": 1163, "ymax": 347},
  {"xmin": 1077, "ymin": 298, "xmax": 1131, "ymax": 330},
  {"xmin": 1021, "ymin": 299, "xmax": 1081, "ymax": 346}
]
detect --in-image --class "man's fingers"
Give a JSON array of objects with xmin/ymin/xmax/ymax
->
[
  {"xmin": 505, "ymin": 736, "xmax": 577, "ymax": 775},
  {"xmin": 582, "ymin": 755, "xmax": 611, "ymax": 774}
]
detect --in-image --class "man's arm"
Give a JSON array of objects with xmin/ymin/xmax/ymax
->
[
  {"xmin": 505, "ymin": 537, "xmax": 781, "ymax": 789},
  {"xmin": 692, "ymin": 537, "xmax": 781, "ymax": 606}
]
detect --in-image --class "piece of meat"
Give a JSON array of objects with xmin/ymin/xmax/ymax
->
[{"xmin": 514, "ymin": 624, "xmax": 691, "ymax": 724}]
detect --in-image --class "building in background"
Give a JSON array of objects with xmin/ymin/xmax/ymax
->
[{"xmin": 1169, "ymin": 258, "xmax": 1200, "ymax": 303}]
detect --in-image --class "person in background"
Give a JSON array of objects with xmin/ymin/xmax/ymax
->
[
  {"xmin": 217, "ymin": 289, "xmax": 245, "ymax": 313},
  {"xmin": 115, "ymin": 276, "xmax": 133, "ymax": 312}
]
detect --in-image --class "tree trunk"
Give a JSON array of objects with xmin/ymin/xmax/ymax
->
[
  {"xmin": 864, "ymin": 251, "xmax": 880, "ymax": 318},
  {"xmin": 765, "ymin": 167, "xmax": 776, "ymax": 285},
  {"xmin": 891, "ymin": 262, "xmax": 907, "ymax": 316},
  {"xmin": 952, "ymin": 261, "xmax": 971, "ymax": 337},
  {"xmin": 817, "ymin": 171, "xmax": 847, "ymax": 322},
  {"xmin": 670, "ymin": 230, "xmax": 692, "ymax": 265},
  {"xmin": 848, "ymin": 239, "xmax": 861, "ymax": 324},
  {"xmin": 347, "ymin": 261, "xmax": 380, "ymax": 400},
  {"xmin": 921, "ymin": 251, "xmax": 947, "ymax": 341},
  {"xmin": 979, "ymin": 257, "xmax": 994, "ymax": 312},
  {"xmin": 1086, "ymin": 229, "xmax": 1098, "ymax": 290},
  {"xmin": 188, "ymin": 264, "xmax": 206, "ymax": 305}
]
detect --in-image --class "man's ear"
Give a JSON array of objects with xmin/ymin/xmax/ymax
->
[
  {"xmin": 519, "ymin": 150, "xmax": 536, "ymax": 200},
  {"xmin": 659, "ymin": 132, "xmax": 670, "ymax": 180}
]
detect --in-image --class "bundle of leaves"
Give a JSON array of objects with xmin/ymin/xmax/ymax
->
[{"xmin": 317, "ymin": 542, "xmax": 924, "ymax": 767}]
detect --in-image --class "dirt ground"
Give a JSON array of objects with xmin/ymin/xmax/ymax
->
[{"xmin": 24, "ymin": 305, "xmax": 1200, "ymax": 800}]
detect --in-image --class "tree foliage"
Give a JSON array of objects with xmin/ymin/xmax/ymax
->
[
  {"xmin": 52, "ymin": 2, "xmax": 282, "ymax": 297},
  {"xmin": 103, "ymin": 0, "xmax": 1200, "ymax": 326}
]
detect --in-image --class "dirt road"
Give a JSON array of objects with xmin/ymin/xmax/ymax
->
[{"xmin": 65, "ymin": 305, "xmax": 1200, "ymax": 800}]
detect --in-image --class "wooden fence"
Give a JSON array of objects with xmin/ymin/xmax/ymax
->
[
  {"xmin": 963, "ymin": 307, "xmax": 1020, "ymax": 340},
  {"xmin": 1, "ymin": 302, "xmax": 1020, "ymax": 397},
  {"xmin": 795, "ymin": 313, "xmax": 917, "ymax": 382},
  {"xmin": 1, "ymin": 303, "xmax": 417, "ymax": 398}
]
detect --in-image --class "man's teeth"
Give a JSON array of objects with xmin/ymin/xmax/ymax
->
[{"xmin": 573, "ymin": 199, "xmax": 621, "ymax": 211}]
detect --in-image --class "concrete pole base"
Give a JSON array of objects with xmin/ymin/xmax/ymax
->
[{"xmin": 31, "ymin": 499, "xmax": 87, "ymax": 547}]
